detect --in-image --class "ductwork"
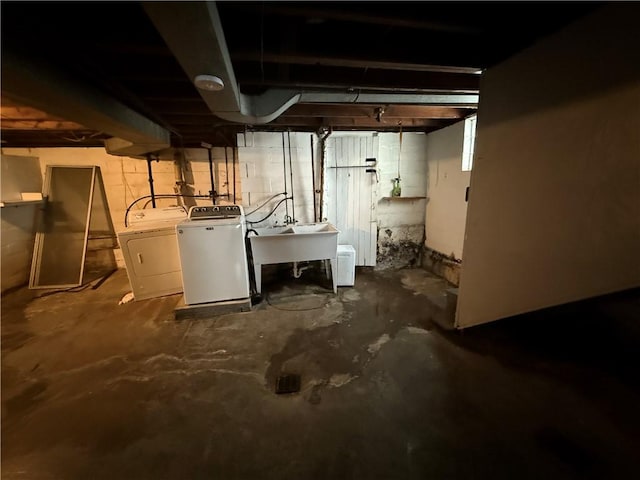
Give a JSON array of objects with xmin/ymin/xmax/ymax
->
[
  {"xmin": 144, "ymin": 1, "xmax": 478, "ymax": 126},
  {"xmin": 2, "ymin": 50, "xmax": 171, "ymax": 156}
]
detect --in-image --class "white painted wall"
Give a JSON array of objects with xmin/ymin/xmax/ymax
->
[
  {"xmin": 376, "ymin": 132, "xmax": 428, "ymax": 268},
  {"xmin": 1, "ymin": 147, "xmax": 241, "ymax": 232},
  {"xmin": 456, "ymin": 4, "xmax": 640, "ymax": 328},
  {"xmin": 377, "ymin": 132, "xmax": 428, "ymax": 200},
  {"xmin": 236, "ymin": 131, "xmax": 430, "ymax": 268},
  {"xmin": 424, "ymin": 121, "xmax": 471, "ymax": 260},
  {"xmin": 237, "ymin": 131, "xmax": 318, "ymax": 227}
]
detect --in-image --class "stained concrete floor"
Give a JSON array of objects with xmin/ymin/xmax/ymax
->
[{"xmin": 2, "ymin": 266, "xmax": 639, "ymax": 480}]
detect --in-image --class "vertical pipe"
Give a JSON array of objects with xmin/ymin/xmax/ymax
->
[
  {"xmin": 232, "ymin": 146, "xmax": 237, "ymax": 204},
  {"xmin": 318, "ymin": 129, "xmax": 331, "ymax": 221},
  {"xmin": 206, "ymin": 145, "xmax": 216, "ymax": 205},
  {"xmin": 146, "ymin": 154, "xmax": 156, "ymax": 208},
  {"xmin": 225, "ymin": 147, "xmax": 230, "ymax": 199},
  {"xmin": 173, "ymin": 149, "xmax": 185, "ymax": 202},
  {"xmin": 310, "ymin": 134, "xmax": 317, "ymax": 222},
  {"xmin": 287, "ymin": 130, "xmax": 295, "ymax": 223},
  {"xmin": 281, "ymin": 131, "xmax": 289, "ymax": 220}
]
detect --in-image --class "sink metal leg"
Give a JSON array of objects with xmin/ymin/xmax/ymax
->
[
  {"xmin": 323, "ymin": 259, "xmax": 330, "ymax": 278},
  {"xmin": 329, "ymin": 257, "xmax": 337, "ymax": 293},
  {"xmin": 253, "ymin": 263, "xmax": 262, "ymax": 294}
]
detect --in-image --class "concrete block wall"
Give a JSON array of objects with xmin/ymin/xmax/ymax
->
[
  {"xmin": 1, "ymin": 147, "xmax": 241, "ymax": 270},
  {"xmin": 236, "ymin": 131, "xmax": 430, "ymax": 269},
  {"xmin": 1, "ymin": 154, "xmax": 43, "ymax": 292},
  {"xmin": 376, "ymin": 132, "xmax": 428, "ymax": 268},
  {"xmin": 159, "ymin": 147, "xmax": 242, "ymax": 206},
  {"xmin": 2, "ymin": 147, "xmax": 241, "ymax": 231},
  {"xmin": 237, "ymin": 131, "xmax": 318, "ymax": 228},
  {"xmin": 1, "ymin": 204, "xmax": 39, "ymax": 291}
]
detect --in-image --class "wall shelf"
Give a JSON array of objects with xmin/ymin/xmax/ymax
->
[
  {"xmin": 380, "ymin": 196, "xmax": 426, "ymax": 200},
  {"xmin": 0, "ymin": 199, "xmax": 44, "ymax": 208}
]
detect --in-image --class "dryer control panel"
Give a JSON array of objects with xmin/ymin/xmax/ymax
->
[{"xmin": 187, "ymin": 205, "xmax": 243, "ymax": 220}]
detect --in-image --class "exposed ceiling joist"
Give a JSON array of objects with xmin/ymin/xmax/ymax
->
[
  {"xmin": 267, "ymin": 117, "xmax": 447, "ymax": 128},
  {"xmin": 226, "ymin": 3, "xmax": 483, "ymax": 34},
  {"xmin": 230, "ymin": 52, "xmax": 482, "ymax": 75},
  {"xmin": 281, "ymin": 104, "xmax": 473, "ymax": 119},
  {"xmin": 2, "ymin": 50, "xmax": 170, "ymax": 154},
  {"xmin": 0, "ymin": 1, "xmax": 603, "ymax": 148}
]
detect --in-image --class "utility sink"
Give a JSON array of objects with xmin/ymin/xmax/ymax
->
[{"xmin": 248, "ymin": 222, "xmax": 340, "ymax": 293}]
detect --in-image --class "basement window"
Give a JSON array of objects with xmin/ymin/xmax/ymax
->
[{"xmin": 462, "ymin": 114, "xmax": 477, "ymax": 171}]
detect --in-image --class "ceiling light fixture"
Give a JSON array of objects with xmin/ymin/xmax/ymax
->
[{"xmin": 194, "ymin": 74, "xmax": 225, "ymax": 91}]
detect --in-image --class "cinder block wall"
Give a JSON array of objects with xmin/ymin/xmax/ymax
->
[
  {"xmin": 236, "ymin": 131, "xmax": 430, "ymax": 269},
  {"xmin": 376, "ymin": 133, "xmax": 428, "ymax": 269},
  {"xmin": 1, "ymin": 154, "xmax": 42, "ymax": 291},
  {"xmin": 2, "ymin": 147, "xmax": 241, "ymax": 231},
  {"xmin": 1, "ymin": 204, "xmax": 39, "ymax": 291},
  {"xmin": 237, "ymin": 131, "xmax": 317, "ymax": 227},
  {"xmin": 1, "ymin": 147, "xmax": 241, "ymax": 272}
]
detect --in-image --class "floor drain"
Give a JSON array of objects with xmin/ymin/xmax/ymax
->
[{"xmin": 275, "ymin": 374, "xmax": 301, "ymax": 394}]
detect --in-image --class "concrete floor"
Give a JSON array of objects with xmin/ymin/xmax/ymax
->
[{"xmin": 2, "ymin": 266, "xmax": 639, "ymax": 479}]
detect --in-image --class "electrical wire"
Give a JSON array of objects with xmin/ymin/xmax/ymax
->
[
  {"xmin": 265, "ymin": 292, "xmax": 332, "ymax": 311},
  {"xmin": 123, "ymin": 194, "xmax": 210, "ymax": 227},
  {"xmin": 244, "ymin": 228, "xmax": 260, "ymax": 299},
  {"xmin": 120, "ymin": 158, "xmax": 136, "ymax": 213},
  {"xmin": 35, "ymin": 281, "xmax": 94, "ymax": 298},
  {"xmin": 246, "ymin": 197, "xmax": 292, "ymax": 225},
  {"xmin": 245, "ymin": 192, "xmax": 287, "ymax": 216}
]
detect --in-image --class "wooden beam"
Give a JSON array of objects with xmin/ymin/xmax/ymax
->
[
  {"xmin": 231, "ymin": 51, "xmax": 482, "ymax": 75},
  {"xmin": 267, "ymin": 117, "xmax": 447, "ymax": 128},
  {"xmin": 1, "ymin": 98, "xmax": 89, "ymax": 130},
  {"xmin": 281, "ymin": 104, "xmax": 472, "ymax": 119},
  {"xmin": 225, "ymin": 3, "xmax": 482, "ymax": 34},
  {"xmin": 0, "ymin": 120, "xmax": 87, "ymax": 130},
  {"xmin": 2, "ymin": 50, "xmax": 170, "ymax": 147},
  {"xmin": 233, "ymin": 64, "xmax": 480, "ymax": 93}
]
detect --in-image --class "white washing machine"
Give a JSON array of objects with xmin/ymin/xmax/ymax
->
[
  {"xmin": 176, "ymin": 205, "xmax": 250, "ymax": 305},
  {"xmin": 117, "ymin": 206, "xmax": 187, "ymax": 301}
]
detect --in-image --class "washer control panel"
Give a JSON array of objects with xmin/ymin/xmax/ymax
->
[{"xmin": 187, "ymin": 205, "xmax": 242, "ymax": 220}]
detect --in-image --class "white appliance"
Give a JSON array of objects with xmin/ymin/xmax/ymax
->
[
  {"xmin": 117, "ymin": 206, "xmax": 187, "ymax": 301},
  {"xmin": 337, "ymin": 245, "xmax": 356, "ymax": 286},
  {"xmin": 127, "ymin": 206, "xmax": 187, "ymax": 226},
  {"xmin": 176, "ymin": 205, "xmax": 250, "ymax": 305}
]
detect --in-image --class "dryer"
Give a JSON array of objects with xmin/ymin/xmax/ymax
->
[{"xmin": 117, "ymin": 206, "xmax": 187, "ymax": 301}]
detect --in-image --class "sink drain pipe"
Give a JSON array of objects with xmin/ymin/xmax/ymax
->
[{"xmin": 292, "ymin": 261, "xmax": 311, "ymax": 279}]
